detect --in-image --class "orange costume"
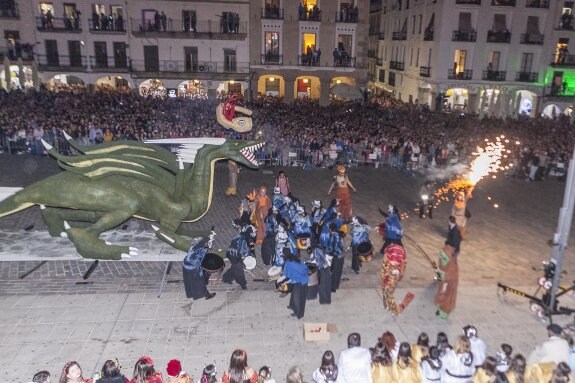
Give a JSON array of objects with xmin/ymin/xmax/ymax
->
[
  {"xmin": 434, "ymin": 245, "xmax": 459, "ymax": 319},
  {"xmin": 254, "ymin": 186, "xmax": 271, "ymax": 244},
  {"xmin": 327, "ymin": 165, "xmax": 356, "ymax": 221}
]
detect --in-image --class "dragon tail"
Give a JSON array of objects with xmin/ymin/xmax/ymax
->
[{"xmin": 0, "ymin": 188, "xmax": 34, "ymax": 218}]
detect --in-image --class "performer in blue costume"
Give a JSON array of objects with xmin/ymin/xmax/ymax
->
[
  {"xmin": 284, "ymin": 254, "xmax": 309, "ymax": 318},
  {"xmin": 380, "ymin": 205, "xmax": 403, "ymax": 253},
  {"xmin": 222, "ymin": 224, "xmax": 249, "ymax": 290},
  {"xmin": 261, "ymin": 206, "xmax": 279, "ymax": 265},
  {"xmin": 183, "ymin": 231, "xmax": 217, "ymax": 300},
  {"xmin": 272, "ymin": 187, "xmax": 283, "ymax": 210},
  {"xmin": 310, "ymin": 245, "xmax": 333, "ymax": 304},
  {"xmin": 310, "ymin": 200, "xmax": 326, "ymax": 244},
  {"xmin": 350, "ymin": 216, "xmax": 371, "ymax": 274},
  {"xmin": 327, "ymin": 223, "xmax": 345, "ymax": 292}
]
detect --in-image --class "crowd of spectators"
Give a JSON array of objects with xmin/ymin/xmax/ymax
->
[
  {"xmin": 28, "ymin": 324, "xmax": 575, "ymax": 383},
  {"xmin": 0, "ymin": 87, "xmax": 573, "ymax": 181}
]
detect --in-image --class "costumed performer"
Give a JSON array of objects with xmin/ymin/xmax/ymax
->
[
  {"xmin": 254, "ymin": 186, "xmax": 272, "ymax": 245},
  {"xmin": 182, "ymin": 231, "xmax": 217, "ymax": 300},
  {"xmin": 293, "ymin": 205, "xmax": 312, "ymax": 254},
  {"xmin": 226, "ymin": 160, "xmax": 239, "ymax": 197},
  {"xmin": 419, "ymin": 181, "xmax": 435, "ymax": 219},
  {"xmin": 310, "ymin": 245, "xmax": 333, "ymax": 304},
  {"xmin": 381, "ymin": 243, "xmax": 414, "ymax": 315},
  {"xmin": 434, "ymin": 242, "xmax": 459, "ymax": 319},
  {"xmin": 261, "ymin": 206, "xmax": 279, "ymax": 265},
  {"xmin": 275, "ymin": 170, "xmax": 290, "ymax": 196},
  {"xmin": 239, "ymin": 190, "xmax": 257, "ymax": 221},
  {"xmin": 310, "ymin": 200, "xmax": 326, "ymax": 243},
  {"xmin": 284, "ymin": 253, "xmax": 309, "ymax": 319},
  {"xmin": 379, "ymin": 205, "xmax": 403, "ymax": 253},
  {"xmin": 452, "ymin": 187, "xmax": 473, "ymax": 237},
  {"xmin": 327, "ymin": 222, "xmax": 345, "ymax": 292},
  {"xmin": 350, "ymin": 216, "xmax": 371, "ymax": 274},
  {"xmin": 272, "ymin": 186, "xmax": 283, "ymax": 210},
  {"xmin": 222, "ymin": 222, "xmax": 250, "ymax": 290},
  {"xmin": 327, "ymin": 165, "xmax": 357, "ymax": 221},
  {"xmin": 446, "ymin": 216, "xmax": 462, "ymax": 257}
]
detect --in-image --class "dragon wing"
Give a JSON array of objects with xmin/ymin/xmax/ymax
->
[{"xmin": 144, "ymin": 138, "xmax": 226, "ymax": 164}]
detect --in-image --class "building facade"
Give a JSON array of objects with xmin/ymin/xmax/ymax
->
[
  {"xmin": 368, "ymin": 0, "xmax": 575, "ymax": 117},
  {"xmin": 0, "ymin": 0, "xmax": 368, "ymax": 104}
]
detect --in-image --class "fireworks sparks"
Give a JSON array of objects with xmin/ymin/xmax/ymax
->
[{"xmin": 467, "ymin": 140, "xmax": 506, "ymax": 185}]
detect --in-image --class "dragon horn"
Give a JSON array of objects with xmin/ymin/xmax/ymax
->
[
  {"xmin": 62, "ymin": 131, "xmax": 73, "ymax": 141},
  {"xmin": 41, "ymin": 139, "xmax": 53, "ymax": 151}
]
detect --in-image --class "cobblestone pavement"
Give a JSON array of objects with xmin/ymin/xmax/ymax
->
[{"xmin": 1, "ymin": 153, "xmax": 575, "ymax": 382}]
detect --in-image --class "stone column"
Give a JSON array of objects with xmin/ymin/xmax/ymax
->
[
  {"xmin": 208, "ymin": 87, "xmax": 217, "ymax": 101},
  {"xmin": 319, "ymin": 78, "xmax": 330, "ymax": 106},
  {"xmin": 283, "ymin": 76, "xmax": 295, "ymax": 104},
  {"xmin": 468, "ymin": 93, "xmax": 478, "ymax": 114}
]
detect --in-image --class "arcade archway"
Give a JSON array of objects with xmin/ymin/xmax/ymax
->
[
  {"xmin": 217, "ymin": 81, "xmax": 246, "ymax": 98},
  {"xmin": 47, "ymin": 74, "xmax": 85, "ymax": 92},
  {"xmin": 178, "ymin": 80, "xmax": 207, "ymax": 99},
  {"xmin": 515, "ymin": 90, "xmax": 536, "ymax": 117},
  {"xmin": 445, "ymin": 88, "xmax": 468, "ymax": 110},
  {"xmin": 257, "ymin": 75, "xmax": 284, "ymax": 97},
  {"xmin": 139, "ymin": 79, "xmax": 166, "ymax": 98},
  {"xmin": 294, "ymin": 76, "xmax": 320, "ymax": 99},
  {"xmin": 95, "ymin": 76, "xmax": 130, "ymax": 91},
  {"xmin": 0, "ymin": 65, "xmax": 33, "ymax": 90},
  {"xmin": 542, "ymin": 104, "xmax": 561, "ymax": 118}
]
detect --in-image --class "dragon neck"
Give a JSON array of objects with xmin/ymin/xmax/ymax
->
[{"xmin": 184, "ymin": 149, "xmax": 226, "ymax": 222}]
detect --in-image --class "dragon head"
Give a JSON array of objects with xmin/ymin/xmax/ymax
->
[{"xmin": 224, "ymin": 140, "xmax": 265, "ymax": 169}]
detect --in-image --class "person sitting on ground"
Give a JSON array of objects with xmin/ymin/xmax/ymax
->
[
  {"xmin": 527, "ymin": 324, "xmax": 570, "ymax": 366},
  {"xmin": 221, "ymin": 349, "xmax": 258, "ymax": 383},
  {"xmin": 129, "ymin": 356, "xmax": 163, "ymax": 383},
  {"xmin": 285, "ymin": 367, "xmax": 304, "ymax": 383},
  {"xmin": 505, "ymin": 354, "xmax": 526, "ymax": 383},
  {"xmin": 421, "ymin": 346, "xmax": 442, "ymax": 383},
  {"xmin": 496, "ymin": 344, "xmax": 513, "ymax": 373},
  {"xmin": 31, "ymin": 371, "xmax": 51, "ymax": 383},
  {"xmin": 59, "ymin": 361, "xmax": 93, "ymax": 383},
  {"xmin": 312, "ymin": 350, "xmax": 338, "ymax": 383},
  {"xmin": 256, "ymin": 366, "xmax": 275, "ymax": 383},
  {"xmin": 441, "ymin": 335, "xmax": 475, "ymax": 383},
  {"xmin": 392, "ymin": 342, "xmax": 422, "ymax": 382},
  {"xmin": 96, "ymin": 359, "xmax": 128, "ymax": 383},
  {"xmin": 464, "ymin": 325, "xmax": 487, "ymax": 369},
  {"xmin": 370, "ymin": 342, "xmax": 393, "ymax": 383},
  {"xmin": 411, "ymin": 332, "xmax": 430, "ymax": 364},
  {"xmin": 165, "ymin": 359, "xmax": 190, "ymax": 383},
  {"xmin": 337, "ymin": 333, "xmax": 372, "ymax": 383},
  {"xmin": 472, "ymin": 356, "xmax": 497, "ymax": 383}
]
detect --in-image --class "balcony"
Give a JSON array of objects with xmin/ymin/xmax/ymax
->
[
  {"xmin": 298, "ymin": 55, "xmax": 356, "ymax": 67},
  {"xmin": 389, "ymin": 61, "xmax": 405, "ymax": 71},
  {"xmin": 261, "ymin": 7, "xmax": 284, "ymax": 19},
  {"xmin": 520, "ymin": 33, "xmax": 544, "ymax": 45},
  {"xmin": 456, "ymin": 0, "xmax": 481, "ymax": 4},
  {"xmin": 515, "ymin": 72, "xmax": 538, "ymax": 83},
  {"xmin": 130, "ymin": 60, "xmax": 249, "ymax": 74},
  {"xmin": 260, "ymin": 54, "xmax": 283, "ymax": 65},
  {"xmin": 335, "ymin": 11, "xmax": 358, "ymax": 23},
  {"xmin": 37, "ymin": 54, "xmax": 88, "ymax": 71},
  {"xmin": 487, "ymin": 30, "xmax": 511, "ymax": 43},
  {"xmin": 526, "ymin": 0, "xmax": 549, "ymax": 8},
  {"xmin": 392, "ymin": 31, "xmax": 407, "ymax": 40},
  {"xmin": 36, "ymin": 16, "xmax": 81, "ymax": 32},
  {"xmin": 550, "ymin": 54, "xmax": 575, "ymax": 67},
  {"xmin": 557, "ymin": 16, "xmax": 574, "ymax": 31},
  {"xmin": 420, "ymin": 66, "xmax": 431, "ymax": 77},
  {"xmin": 298, "ymin": 11, "xmax": 321, "ymax": 21},
  {"xmin": 131, "ymin": 19, "xmax": 247, "ymax": 40},
  {"xmin": 448, "ymin": 69, "xmax": 473, "ymax": 80},
  {"xmin": 452, "ymin": 30, "xmax": 477, "ymax": 42},
  {"xmin": 378, "ymin": 32, "xmax": 385, "ymax": 40},
  {"xmin": 491, "ymin": 0, "xmax": 516, "ymax": 6},
  {"xmin": 482, "ymin": 70, "xmax": 506, "ymax": 81},
  {"xmin": 89, "ymin": 56, "xmax": 129, "ymax": 71},
  {"xmin": 0, "ymin": 2, "xmax": 19, "ymax": 18},
  {"xmin": 424, "ymin": 30, "xmax": 434, "ymax": 41},
  {"xmin": 88, "ymin": 18, "xmax": 126, "ymax": 33}
]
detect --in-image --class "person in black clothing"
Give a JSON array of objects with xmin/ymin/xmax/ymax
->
[
  {"xmin": 95, "ymin": 359, "xmax": 128, "ymax": 383},
  {"xmin": 222, "ymin": 221, "xmax": 250, "ymax": 290},
  {"xmin": 446, "ymin": 216, "xmax": 462, "ymax": 257}
]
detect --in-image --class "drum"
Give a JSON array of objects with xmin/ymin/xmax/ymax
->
[
  {"xmin": 275, "ymin": 276, "xmax": 293, "ymax": 293},
  {"xmin": 243, "ymin": 256, "xmax": 256, "ymax": 270},
  {"xmin": 201, "ymin": 253, "xmax": 225, "ymax": 284},
  {"xmin": 296, "ymin": 234, "xmax": 311, "ymax": 250},
  {"xmin": 267, "ymin": 265, "xmax": 283, "ymax": 280},
  {"xmin": 357, "ymin": 241, "xmax": 374, "ymax": 262}
]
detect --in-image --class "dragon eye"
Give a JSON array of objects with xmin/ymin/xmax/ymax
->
[{"xmin": 238, "ymin": 120, "xmax": 245, "ymax": 126}]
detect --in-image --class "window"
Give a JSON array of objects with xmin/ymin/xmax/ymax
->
[
  {"xmin": 416, "ymin": 48, "xmax": 419, "ymax": 66},
  {"xmin": 458, "ymin": 13, "xmax": 472, "ymax": 32},
  {"xmin": 378, "ymin": 69, "xmax": 385, "ymax": 82},
  {"xmin": 493, "ymin": 14, "xmax": 507, "ymax": 32},
  {"xmin": 141, "ymin": 9, "xmax": 156, "ymax": 31},
  {"xmin": 224, "ymin": 49, "xmax": 236, "ymax": 72},
  {"xmin": 418, "ymin": 15, "xmax": 422, "ymax": 34},
  {"xmin": 520, "ymin": 53, "xmax": 533, "ymax": 72},
  {"xmin": 113, "ymin": 42, "xmax": 127, "ymax": 68},
  {"xmin": 182, "ymin": 10, "xmax": 196, "ymax": 32},
  {"xmin": 184, "ymin": 47, "xmax": 198, "ymax": 71},
  {"xmin": 297, "ymin": 78, "xmax": 311, "ymax": 98},
  {"xmin": 410, "ymin": 48, "xmax": 413, "ymax": 65},
  {"xmin": 428, "ymin": 48, "xmax": 432, "ymax": 66},
  {"xmin": 265, "ymin": 77, "xmax": 279, "ymax": 96},
  {"xmin": 302, "ymin": 33, "xmax": 316, "ymax": 53},
  {"xmin": 45, "ymin": 39, "xmax": 58, "ymax": 66},
  {"xmin": 94, "ymin": 41, "xmax": 107, "ymax": 68},
  {"xmin": 412, "ymin": 16, "xmax": 416, "ymax": 34},
  {"xmin": 454, "ymin": 49, "xmax": 466, "ymax": 73},
  {"xmin": 39, "ymin": 2, "xmax": 54, "ymax": 15},
  {"xmin": 265, "ymin": 31, "xmax": 280, "ymax": 56},
  {"xmin": 337, "ymin": 34, "xmax": 353, "ymax": 56}
]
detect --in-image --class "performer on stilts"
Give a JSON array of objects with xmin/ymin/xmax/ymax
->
[
  {"xmin": 182, "ymin": 231, "xmax": 217, "ymax": 300},
  {"xmin": 254, "ymin": 186, "xmax": 272, "ymax": 245},
  {"xmin": 327, "ymin": 165, "xmax": 357, "ymax": 221},
  {"xmin": 226, "ymin": 160, "xmax": 239, "ymax": 197},
  {"xmin": 434, "ymin": 217, "xmax": 461, "ymax": 319}
]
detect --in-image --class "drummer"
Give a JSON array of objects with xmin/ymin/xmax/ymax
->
[
  {"xmin": 350, "ymin": 216, "xmax": 371, "ymax": 274},
  {"xmin": 326, "ymin": 222, "xmax": 345, "ymax": 293},
  {"xmin": 293, "ymin": 206, "xmax": 312, "ymax": 254},
  {"xmin": 309, "ymin": 245, "xmax": 333, "ymax": 305},
  {"xmin": 237, "ymin": 212, "xmax": 257, "ymax": 258},
  {"xmin": 182, "ymin": 231, "xmax": 217, "ymax": 300},
  {"xmin": 283, "ymin": 253, "xmax": 309, "ymax": 319},
  {"xmin": 222, "ymin": 223, "xmax": 250, "ymax": 290}
]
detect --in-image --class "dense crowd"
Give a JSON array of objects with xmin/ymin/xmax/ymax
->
[
  {"xmin": 0, "ymin": 88, "xmax": 573, "ymax": 179},
  {"xmin": 28, "ymin": 324, "xmax": 575, "ymax": 383}
]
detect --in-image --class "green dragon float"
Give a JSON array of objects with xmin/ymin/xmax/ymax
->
[{"xmin": 0, "ymin": 135, "xmax": 263, "ymax": 260}]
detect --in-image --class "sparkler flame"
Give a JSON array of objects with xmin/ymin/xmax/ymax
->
[{"xmin": 467, "ymin": 141, "xmax": 506, "ymax": 185}]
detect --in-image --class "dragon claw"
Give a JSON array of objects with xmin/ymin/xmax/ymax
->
[
  {"xmin": 151, "ymin": 224, "xmax": 159, "ymax": 232},
  {"xmin": 63, "ymin": 221, "xmax": 71, "ymax": 230},
  {"xmin": 40, "ymin": 204, "xmax": 46, "ymax": 210},
  {"xmin": 129, "ymin": 250, "xmax": 138, "ymax": 256},
  {"xmin": 105, "ymin": 241, "xmax": 112, "ymax": 245},
  {"xmin": 60, "ymin": 232, "xmax": 68, "ymax": 239}
]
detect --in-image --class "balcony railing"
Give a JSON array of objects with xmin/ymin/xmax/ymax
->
[
  {"xmin": 420, "ymin": 66, "xmax": 431, "ymax": 77},
  {"xmin": 526, "ymin": 0, "xmax": 549, "ymax": 8},
  {"xmin": 131, "ymin": 18, "xmax": 247, "ymax": 39},
  {"xmin": 491, "ymin": 0, "xmax": 516, "ymax": 6},
  {"xmin": 36, "ymin": 16, "xmax": 82, "ymax": 32},
  {"xmin": 88, "ymin": 18, "xmax": 126, "ymax": 32},
  {"xmin": 37, "ymin": 54, "xmax": 88, "ymax": 70},
  {"xmin": 558, "ymin": 15, "xmax": 574, "ymax": 30},
  {"xmin": 335, "ymin": 11, "xmax": 358, "ymax": 23},
  {"xmin": 389, "ymin": 61, "xmax": 405, "ymax": 71},
  {"xmin": 298, "ymin": 11, "xmax": 321, "ymax": 21},
  {"xmin": 487, "ymin": 30, "xmax": 511, "ymax": 43},
  {"xmin": 298, "ymin": 55, "xmax": 356, "ymax": 67},
  {"xmin": 551, "ymin": 54, "xmax": 575, "ymax": 66},
  {"xmin": 89, "ymin": 56, "xmax": 129, "ymax": 70},
  {"xmin": 424, "ymin": 30, "xmax": 434, "ymax": 41},
  {"xmin": 452, "ymin": 30, "xmax": 477, "ymax": 42},
  {"xmin": 392, "ymin": 31, "xmax": 407, "ymax": 40},
  {"xmin": 448, "ymin": 69, "xmax": 473, "ymax": 80},
  {"xmin": 482, "ymin": 70, "xmax": 506, "ymax": 81},
  {"xmin": 261, "ymin": 7, "xmax": 284, "ymax": 19},
  {"xmin": 515, "ymin": 72, "xmax": 538, "ymax": 82},
  {"xmin": 520, "ymin": 33, "xmax": 544, "ymax": 45},
  {"xmin": 378, "ymin": 32, "xmax": 385, "ymax": 40},
  {"xmin": 456, "ymin": 0, "xmax": 481, "ymax": 4},
  {"xmin": 0, "ymin": 2, "xmax": 19, "ymax": 18},
  {"xmin": 260, "ymin": 54, "xmax": 283, "ymax": 65},
  {"xmin": 130, "ymin": 60, "xmax": 249, "ymax": 74}
]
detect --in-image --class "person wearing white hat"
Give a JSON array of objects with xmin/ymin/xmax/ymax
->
[{"xmin": 310, "ymin": 200, "xmax": 326, "ymax": 243}]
